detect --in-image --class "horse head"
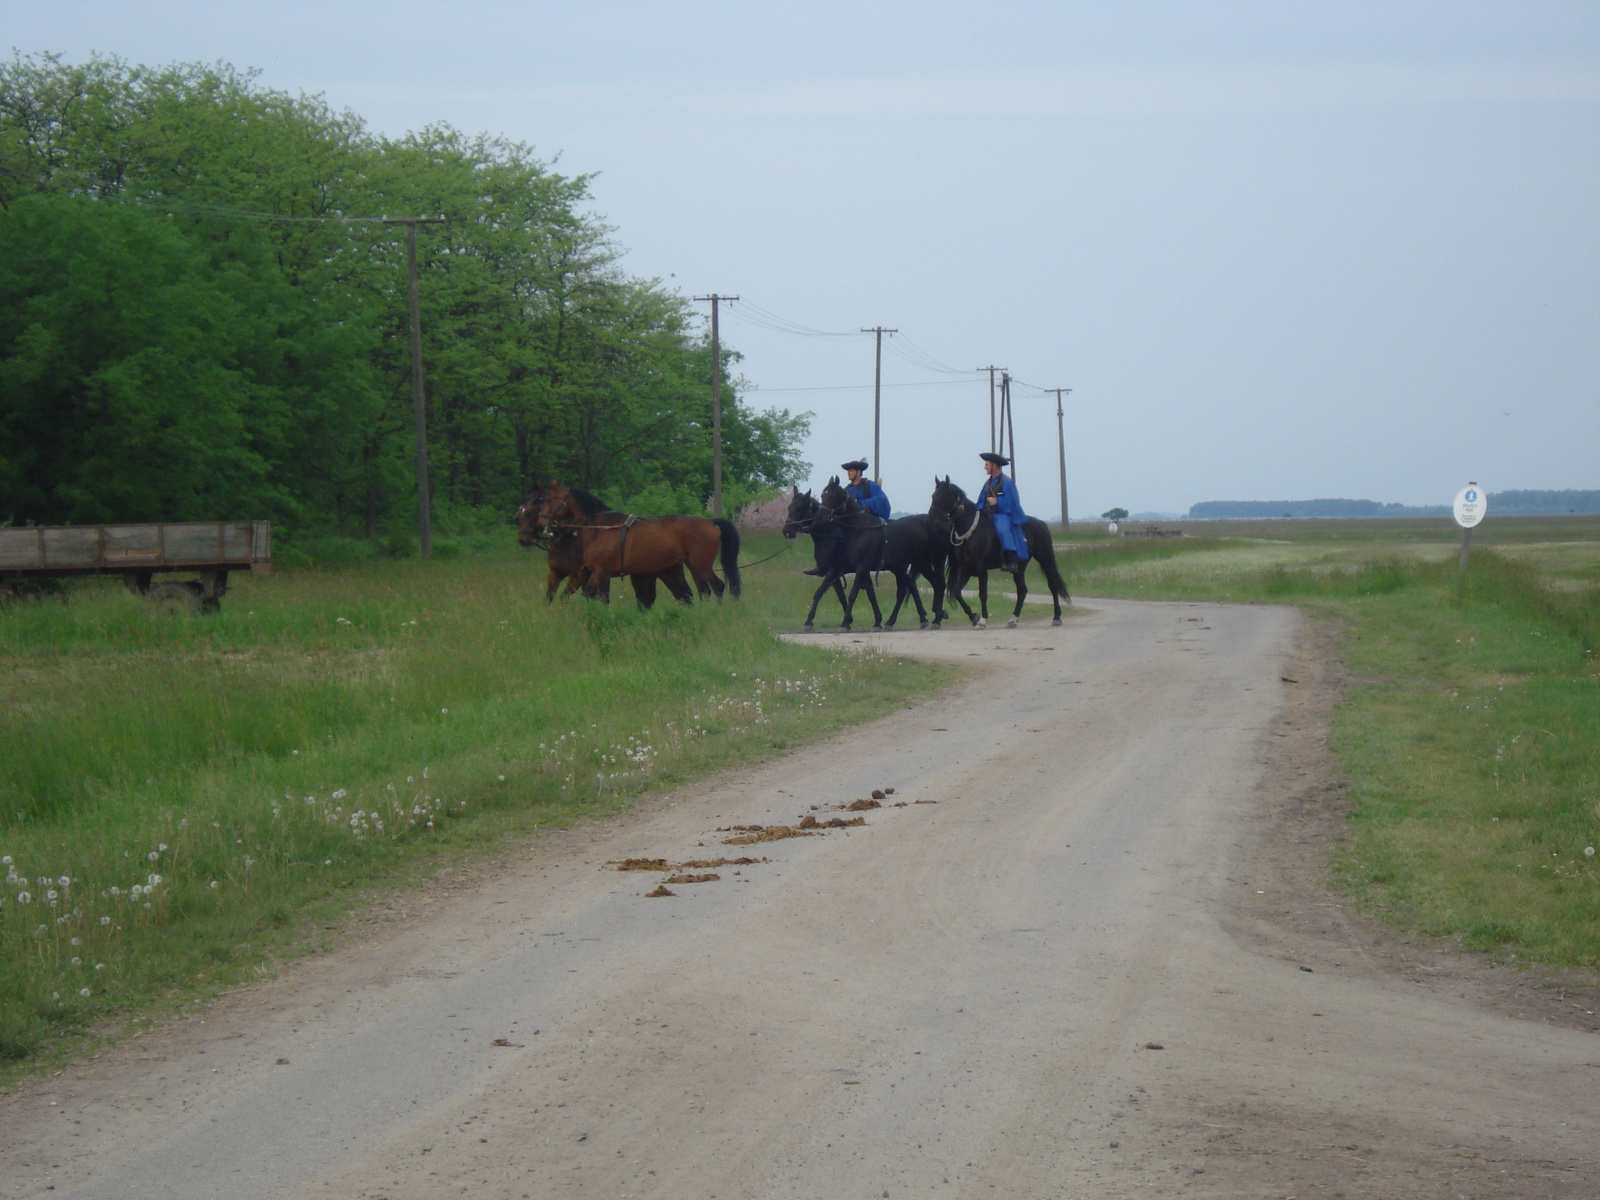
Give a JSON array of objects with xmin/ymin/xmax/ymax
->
[
  {"xmin": 536, "ymin": 480, "xmax": 580, "ymax": 531},
  {"xmin": 515, "ymin": 482, "xmax": 551, "ymax": 546},
  {"xmin": 783, "ymin": 487, "xmax": 817, "ymax": 540},
  {"xmin": 928, "ymin": 476, "xmax": 966, "ymax": 523}
]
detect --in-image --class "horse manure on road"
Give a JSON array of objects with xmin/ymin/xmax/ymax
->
[
  {"xmin": 678, "ymin": 856, "xmax": 768, "ymax": 869},
  {"xmin": 847, "ymin": 798, "xmax": 881, "ymax": 811},
  {"xmin": 664, "ymin": 873, "xmax": 720, "ymax": 884},
  {"xmin": 723, "ymin": 825, "xmax": 818, "ymax": 844},
  {"xmin": 645, "ymin": 885, "xmax": 676, "ymax": 898},
  {"xmin": 871, "ymin": 789, "xmax": 887, "ymax": 800},
  {"xmin": 613, "ymin": 855, "xmax": 768, "ymax": 873}
]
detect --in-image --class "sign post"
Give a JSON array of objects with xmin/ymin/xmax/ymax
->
[{"xmin": 1453, "ymin": 482, "xmax": 1486, "ymax": 594}]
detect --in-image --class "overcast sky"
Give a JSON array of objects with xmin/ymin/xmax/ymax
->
[{"xmin": 9, "ymin": 1, "xmax": 1598, "ymax": 517}]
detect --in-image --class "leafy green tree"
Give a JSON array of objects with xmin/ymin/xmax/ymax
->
[{"xmin": 0, "ymin": 52, "xmax": 810, "ymax": 537}]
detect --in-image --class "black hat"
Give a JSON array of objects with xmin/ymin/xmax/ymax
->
[
  {"xmin": 841, "ymin": 459, "xmax": 868, "ymax": 472},
  {"xmin": 979, "ymin": 451, "xmax": 1011, "ymax": 467}
]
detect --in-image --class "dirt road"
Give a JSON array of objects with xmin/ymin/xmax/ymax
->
[{"xmin": 5, "ymin": 599, "xmax": 1597, "ymax": 1198}]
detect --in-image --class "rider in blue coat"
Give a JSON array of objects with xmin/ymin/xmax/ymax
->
[
  {"xmin": 978, "ymin": 451, "xmax": 1029, "ymax": 571},
  {"xmin": 842, "ymin": 459, "xmax": 891, "ymax": 520},
  {"xmin": 803, "ymin": 459, "xmax": 891, "ymax": 575}
]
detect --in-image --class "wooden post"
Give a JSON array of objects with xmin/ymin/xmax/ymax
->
[
  {"xmin": 404, "ymin": 221, "xmax": 432, "ymax": 558},
  {"xmin": 1050, "ymin": 388, "xmax": 1072, "ymax": 531},
  {"xmin": 860, "ymin": 327, "xmax": 896, "ymax": 483},
  {"xmin": 695, "ymin": 294, "xmax": 739, "ymax": 517},
  {"xmin": 384, "ymin": 217, "xmax": 446, "ymax": 557}
]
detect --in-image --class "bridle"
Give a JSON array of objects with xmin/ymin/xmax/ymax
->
[{"xmin": 931, "ymin": 487, "xmax": 982, "ymax": 545}]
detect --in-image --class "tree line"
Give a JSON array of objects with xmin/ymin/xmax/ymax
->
[{"xmin": 0, "ymin": 53, "xmax": 809, "ymax": 543}]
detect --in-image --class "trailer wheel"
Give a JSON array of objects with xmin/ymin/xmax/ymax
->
[{"xmin": 148, "ymin": 581, "xmax": 201, "ymax": 614}]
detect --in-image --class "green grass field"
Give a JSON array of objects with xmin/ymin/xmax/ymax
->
[
  {"xmin": 0, "ymin": 535, "xmax": 952, "ymax": 1067},
  {"xmin": 3, "ymin": 514, "xmax": 1596, "ymax": 1075},
  {"xmin": 1059, "ymin": 517, "xmax": 1600, "ymax": 970}
]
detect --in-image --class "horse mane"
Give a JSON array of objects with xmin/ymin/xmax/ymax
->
[{"xmin": 565, "ymin": 486, "xmax": 614, "ymax": 516}]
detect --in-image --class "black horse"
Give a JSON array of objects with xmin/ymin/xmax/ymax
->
[
  {"xmin": 928, "ymin": 476, "xmax": 1071, "ymax": 627},
  {"xmin": 783, "ymin": 488, "xmax": 848, "ymax": 620},
  {"xmin": 817, "ymin": 478, "xmax": 951, "ymax": 630},
  {"xmin": 783, "ymin": 480, "xmax": 887, "ymax": 632}
]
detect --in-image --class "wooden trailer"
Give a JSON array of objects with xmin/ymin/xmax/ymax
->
[{"xmin": 0, "ymin": 521, "xmax": 271, "ymax": 612}]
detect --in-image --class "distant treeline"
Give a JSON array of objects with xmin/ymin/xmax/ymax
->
[
  {"xmin": 1188, "ymin": 491, "xmax": 1600, "ymax": 519},
  {"xmin": 0, "ymin": 53, "xmax": 808, "ymax": 541}
]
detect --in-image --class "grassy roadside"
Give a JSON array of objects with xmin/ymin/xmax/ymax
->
[
  {"xmin": 0, "ymin": 538, "xmax": 955, "ymax": 1071},
  {"xmin": 1063, "ymin": 524, "xmax": 1600, "ymax": 969}
]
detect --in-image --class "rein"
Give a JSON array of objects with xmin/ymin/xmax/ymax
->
[{"xmin": 948, "ymin": 501, "xmax": 982, "ymax": 545}]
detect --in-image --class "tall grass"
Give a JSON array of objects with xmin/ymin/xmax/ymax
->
[{"xmin": 0, "ymin": 551, "xmax": 951, "ymax": 1063}]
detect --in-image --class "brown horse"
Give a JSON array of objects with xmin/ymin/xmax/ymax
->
[
  {"xmin": 531, "ymin": 482, "xmax": 741, "ymax": 604},
  {"xmin": 515, "ymin": 486, "xmax": 692, "ymax": 606}
]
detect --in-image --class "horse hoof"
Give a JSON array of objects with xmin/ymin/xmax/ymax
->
[
  {"xmin": 976, "ymin": 618, "xmax": 987, "ymax": 629},
  {"xmin": 802, "ymin": 624, "xmax": 814, "ymax": 634},
  {"xmin": 1006, "ymin": 616, "xmax": 1018, "ymax": 629},
  {"xmin": 1052, "ymin": 618, "xmax": 1063, "ymax": 627},
  {"xmin": 918, "ymin": 620, "xmax": 929, "ymax": 631},
  {"xmin": 872, "ymin": 624, "xmax": 883, "ymax": 632}
]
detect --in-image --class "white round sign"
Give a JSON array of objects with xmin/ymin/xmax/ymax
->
[
  {"xmin": 1107, "ymin": 521, "xmax": 1119, "ymax": 535},
  {"xmin": 1453, "ymin": 484, "xmax": 1486, "ymax": 529}
]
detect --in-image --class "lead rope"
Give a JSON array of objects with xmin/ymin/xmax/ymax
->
[{"xmin": 950, "ymin": 503, "xmax": 982, "ymax": 545}]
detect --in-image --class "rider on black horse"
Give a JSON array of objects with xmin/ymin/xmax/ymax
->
[
  {"xmin": 805, "ymin": 458, "xmax": 890, "ymax": 575},
  {"xmin": 978, "ymin": 452, "xmax": 1029, "ymax": 573}
]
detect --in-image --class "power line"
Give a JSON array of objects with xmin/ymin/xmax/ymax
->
[
  {"xmin": 128, "ymin": 195, "xmax": 410, "ymax": 225},
  {"xmin": 723, "ymin": 300, "xmax": 861, "ymax": 338},
  {"xmin": 751, "ymin": 378, "xmax": 987, "ymax": 394}
]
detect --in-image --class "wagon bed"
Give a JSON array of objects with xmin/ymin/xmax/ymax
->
[{"xmin": 0, "ymin": 521, "xmax": 271, "ymax": 611}]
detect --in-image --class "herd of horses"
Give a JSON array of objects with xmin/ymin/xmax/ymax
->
[{"xmin": 514, "ymin": 477, "xmax": 1070, "ymax": 630}]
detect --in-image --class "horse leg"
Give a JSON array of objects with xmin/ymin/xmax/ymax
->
[
  {"xmin": 903, "ymin": 566, "xmax": 929, "ymax": 628},
  {"xmin": 660, "ymin": 565, "xmax": 694, "ymax": 604},
  {"xmin": 858, "ymin": 572, "xmax": 884, "ymax": 631},
  {"xmin": 1008, "ymin": 565, "xmax": 1027, "ymax": 628},
  {"xmin": 947, "ymin": 563, "xmax": 978, "ymax": 626},
  {"xmin": 976, "ymin": 571, "xmax": 989, "ymax": 628},
  {"xmin": 926, "ymin": 561, "xmax": 947, "ymax": 627},
  {"xmin": 803, "ymin": 574, "xmax": 842, "ymax": 632},
  {"xmin": 588, "ymin": 569, "xmax": 614, "ymax": 603},
  {"xmin": 631, "ymin": 575, "xmax": 658, "ymax": 609}
]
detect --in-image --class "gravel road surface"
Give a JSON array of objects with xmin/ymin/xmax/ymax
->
[{"xmin": 4, "ymin": 598, "xmax": 1596, "ymax": 1198}]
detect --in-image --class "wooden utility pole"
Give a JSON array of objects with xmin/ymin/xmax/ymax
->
[
  {"xmin": 976, "ymin": 365, "xmax": 1006, "ymax": 451},
  {"xmin": 861, "ymin": 327, "xmax": 897, "ymax": 482},
  {"xmin": 384, "ymin": 217, "xmax": 446, "ymax": 557},
  {"xmin": 1000, "ymin": 372, "xmax": 1016, "ymax": 480},
  {"xmin": 694, "ymin": 294, "xmax": 738, "ymax": 516},
  {"xmin": 1047, "ymin": 388, "xmax": 1072, "ymax": 530}
]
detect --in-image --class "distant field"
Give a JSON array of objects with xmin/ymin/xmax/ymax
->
[
  {"xmin": 1063, "ymin": 513, "xmax": 1600, "ymax": 545},
  {"xmin": 1060, "ymin": 514, "xmax": 1600, "ymax": 972}
]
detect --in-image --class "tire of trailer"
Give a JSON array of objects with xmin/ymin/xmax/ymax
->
[{"xmin": 147, "ymin": 580, "xmax": 201, "ymax": 615}]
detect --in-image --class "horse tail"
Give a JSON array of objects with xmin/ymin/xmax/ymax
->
[
  {"xmin": 714, "ymin": 518, "xmax": 742, "ymax": 598},
  {"xmin": 1030, "ymin": 520, "xmax": 1071, "ymax": 605}
]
